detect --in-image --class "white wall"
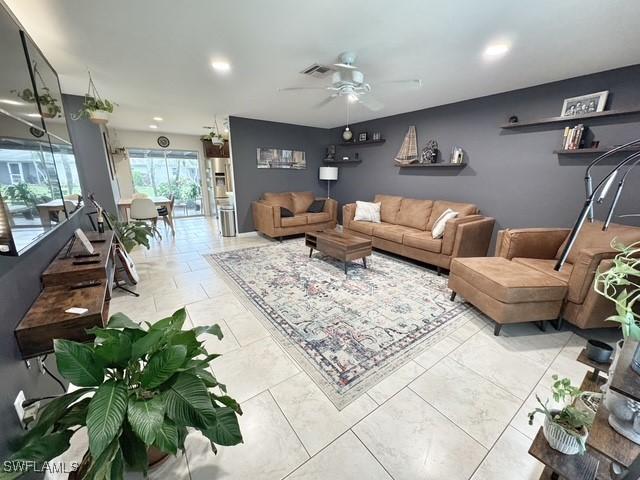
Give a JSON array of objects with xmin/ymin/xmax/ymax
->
[{"xmin": 108, "ymin": 128, "xmax": 210, "ymax": 214}]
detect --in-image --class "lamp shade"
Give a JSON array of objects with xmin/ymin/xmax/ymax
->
[{"xmin": 319, "ymin": 166, "xmax": 338, "ymax": 181}]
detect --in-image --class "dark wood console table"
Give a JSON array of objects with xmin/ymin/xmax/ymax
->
[
  {"xmin": 14, "ymin": 231, "xmax": 115, "ymax": 359},
  {"xmin": 529, "ymin": 345, "xmax": 640, "ymax": 480}
]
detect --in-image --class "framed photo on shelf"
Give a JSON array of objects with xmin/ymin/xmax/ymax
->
[
  {"xmin": 372, "ymin": 132, "xmax": 381, "ymax": 141},
  {"xmin": 358, "ymin": 132, "xmax": 368, "ymax": 142},
  {"xmin": 560, "ymin": 91, "xmax": 608, "ymax": 117}
]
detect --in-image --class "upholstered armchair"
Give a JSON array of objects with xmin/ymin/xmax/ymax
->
[{"xmin": 495, "ymin": 221, "xmax": 640, "ymax": 329}]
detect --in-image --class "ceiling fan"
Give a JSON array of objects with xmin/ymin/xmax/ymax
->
[{"xmin": 278, "ymin": 52, "xmax": 422, "ymax": 111}]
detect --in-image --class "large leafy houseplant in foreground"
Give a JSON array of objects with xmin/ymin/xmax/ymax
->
[{"xmin": 2, "ymin": 308, "xmax": 242, "ymax": 479}]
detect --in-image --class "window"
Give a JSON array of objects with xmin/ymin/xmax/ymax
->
[
  {"xmin": 7, "ymin": 162, "xmax": 24, "ymax": 184},
  {"xmin": 128, "ymin": 148, "xmax": 202, "ymax": 217}
]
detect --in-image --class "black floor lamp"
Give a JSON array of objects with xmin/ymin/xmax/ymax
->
[{"xmin": 555, "ymin": 139, "xmax": 640, "ymax": 271}]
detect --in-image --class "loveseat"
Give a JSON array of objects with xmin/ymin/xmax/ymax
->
[
  {"xmin": 252, "ymin": 191, "xmax": 337, "ymax": 239},
  {"xmin": 342, "ymin": 194, "xmax": 495, "ymax": 271},
  {"xmin": 448, "ymin": 221, "xmax": 640, "ymax": 333}
]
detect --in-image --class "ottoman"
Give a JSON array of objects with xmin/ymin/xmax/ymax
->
[{"xmin": 448, "ymin": 257, "xmax": 567, "ymax": 335}]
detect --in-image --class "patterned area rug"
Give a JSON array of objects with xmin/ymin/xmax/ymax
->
[{"xmin": 207, "ymin": 239, "xmax": 475, "ymax": 409}]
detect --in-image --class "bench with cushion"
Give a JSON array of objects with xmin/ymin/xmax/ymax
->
[{"xmin": 342, "ymin": 194, "xmax": 495, "ymax": 271}]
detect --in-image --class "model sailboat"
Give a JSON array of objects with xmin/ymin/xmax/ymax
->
[{"xmin": 394, "ymin": 126, "xmax": 418, "ymax": 165}]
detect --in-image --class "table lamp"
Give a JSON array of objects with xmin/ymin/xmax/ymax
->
[{"xmin": 319, "ymin": 166, "xmax": 338, "ymax": 198}]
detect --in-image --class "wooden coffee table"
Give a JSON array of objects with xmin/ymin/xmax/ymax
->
[{"xmin": 305, "ymin": 230, "xmax": 372, "ymax": 274}]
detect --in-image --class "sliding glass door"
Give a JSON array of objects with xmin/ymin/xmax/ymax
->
[{"xmin": 128, "ymin": 148, "xmax": 203, "ymax": 217}]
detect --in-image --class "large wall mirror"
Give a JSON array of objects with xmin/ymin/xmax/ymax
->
[{"xmin": 0, "ymin": 3, "xmax": 83, "ymax": 255}]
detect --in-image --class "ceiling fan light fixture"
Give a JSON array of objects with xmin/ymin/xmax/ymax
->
[{"xmin": 347, "ymin": 93, "xmax": 358, "ymax": 103}]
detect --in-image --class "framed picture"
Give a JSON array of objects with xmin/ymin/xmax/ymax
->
[
  {"xmin": 372, "ymin": 132, "xmax": 381, "ymax": 141},
  {"xmin": 560, "ymin": 91, "xmax": 608, "ymax": 117},
  {"xmin": 358, "ymin": 132, "xmax": 368, "ymax": 142},
  {"xmin": 257, "ymin": 148, "xmax": 306, "ymax": 169}
]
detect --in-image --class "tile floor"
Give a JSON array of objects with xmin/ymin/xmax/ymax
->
[{"xmin": 108, "ymin": 216, "xmax": 613, "ymax": 480}]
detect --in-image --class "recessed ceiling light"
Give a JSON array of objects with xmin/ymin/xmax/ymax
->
[
  {"xmin": 149, "ymin": 124, "xmax": 158, "ymax": 129},
  {"xmin": 0, "ymin": 98, "xmax": 24, "ymax": 106},
  {"xmin": 211, "ymin": 60, "xmax": 231, "ymax": 73},
  {"xmin": 483, "ymin": 43, "xmax": 510, "ymax": 59},
  {"xmin": 153, "ymin": 116, "xmax": 163, "ymax": 122},
  {"xmin": 26, "ymin": 113, "xmax": 41, "ymax": 118}
]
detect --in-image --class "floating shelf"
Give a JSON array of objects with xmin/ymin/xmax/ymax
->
[
  {"xmin": 322, "ymin": 159, "xmax": 362, "ymax": 164},
  {"xmin": 395, "ymin": 162, "xmax": 467, "ymax": 168},
  {"xmin": 554, "ymin": 146, "xmax": 640, "ymax": 155},
  {"xmin": 339, "ymin": 139, "xmax": 386, "ymax": 147},
  {"xmin": 500, "ymin": 107, "xmax": 640, "ymax": 129}
]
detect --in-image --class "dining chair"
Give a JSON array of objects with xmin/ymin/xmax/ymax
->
[
  {"xmin": 130, "ymin": 197, "xmax": 159, "ymax": 226},
  {"xmin": 157, "ymin": 194, "xmax": 175, "ymax": 231}
]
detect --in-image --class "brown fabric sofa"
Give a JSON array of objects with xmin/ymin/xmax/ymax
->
[
  {"xmin": 342, "ymin": 194, "xmax": 495, "ymax": 271},
  {"xmin": 252, "ymin": 191, "xmax": 337, "ymax": 239},
  {"xmin": 448, "ymin": 221, "xmax": 640, "ymax": 334}
]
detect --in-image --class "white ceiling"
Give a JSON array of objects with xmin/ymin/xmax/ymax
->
[{"xmin": 6, "ymin": 0, "xmax": 640, "ymax": 135}]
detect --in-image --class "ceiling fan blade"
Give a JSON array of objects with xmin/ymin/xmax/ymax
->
[
  {"xmin": 278, "ymin": 86, "xmax": 328, "ymax": 92},
  {"xmin": 357, "ymin": 95, "xmax": 384, "ymax": 111},
  {"xmin": 314, "ymin": 95, "xmax": 338, "ymax": 109},
  {"xmin": 333, "ymin": 63, "xmax": 357, "ymax": 70},
  {"xmin": 374, "ymin": 79, "xmax": 422, "ymax": 89}
]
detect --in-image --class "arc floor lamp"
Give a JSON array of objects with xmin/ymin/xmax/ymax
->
[{"xmin": 555, "ymin": 138, "xmax": 640, "ymax": 271}]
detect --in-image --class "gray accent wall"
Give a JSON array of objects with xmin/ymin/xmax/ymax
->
[
  {"xmin": 0, "ymin": 211, "xmax": 86, "ymax": 458},
  {"xmin": 229, "ymin": 116, "xmax": 330, "ymax": 233},
  {"xmin": 0, "ymin": 96, "xmax": 111, "ymax": 458},
  {"xmin": 63, "ymin": 94, "xmax": 119, "ymax": 215},
  {"xmin": 329, "ymin": 65, "xmax": 640, "ymax": 234}
]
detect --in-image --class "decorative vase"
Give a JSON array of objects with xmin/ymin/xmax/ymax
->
[
  {"xmin": 543, "ymin": 413, "xmax": 587, "ymax": 455},
  {"xmin": 89, "ymin": 109, "xmax": 110, "ymax": 124}
]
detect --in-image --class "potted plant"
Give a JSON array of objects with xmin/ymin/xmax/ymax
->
[
  {"xmin": 528, "ymin": 376, "xmax": 595, "ymax": 455},
  {"xmin": 595, "ymin": 240, "xmax": 640, "ymax": 372},
  {"xmin": 2, "ymin": 308, "xmax": 243, "ymax": 479},
  {"xmin": 2, "ymin": 183, "xmax": 48, "ymax": 220},
  {"xmin": 105, "ymin": 212, "xmax": 159, "ymax": 252},
  {"xmin": 76, "ymin": 97, "xmax": 116, "ymax": 125},
  {"xmin": 72, "ymin": 71, "xmax": 117, "ymax": 124},
  {"xmin": 11, "ymin": 87, "xmax": 62, "ymax": 118}
]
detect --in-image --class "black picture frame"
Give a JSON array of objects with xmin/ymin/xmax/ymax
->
[{"xmin": 358, "ymin": 132, "xmax": 368, "ymax": 142}]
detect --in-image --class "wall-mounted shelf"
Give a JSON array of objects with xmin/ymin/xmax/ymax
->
[
  {"xmin": 554, "ymin": 146, "xmax": 640, "ymax": 155},
  {"xmin": 500, "ymin": 107, "xmax": 640, "ymax": 129},
  {"xmin": 395, "ymin": 162, "xmax": 467, "ymax": 168},
  {"xmin": 339, "ymin": 139, "xmax": 386, "ymax": 147},
  {"xmin": 323, "ymin": 159, "xmax": 362, "ymax": 164}
]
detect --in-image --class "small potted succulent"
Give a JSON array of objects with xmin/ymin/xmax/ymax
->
[
  {"xmin": 2, "ymin": 308, "xmax": 242, "ymax": 479},
  {"xmin": 528, "ymin": 376, "xmax": 595, "ymax": 455}
]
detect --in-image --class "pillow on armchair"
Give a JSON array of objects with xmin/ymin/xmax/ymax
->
[
  {"xmin": 354, "ymin": 201, "xmax": 381, "ymax": 223},
  {"xmin": 431, "ymin": 208, "xmax": 458, "ymax": 239}
]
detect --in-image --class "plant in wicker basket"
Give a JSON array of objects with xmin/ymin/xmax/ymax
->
[
  {"xmin": 528, "ymin": 375, "xmax": 594, "ymax": 455},
  {"xmin": 1, "ymin": 308, "xmax": 242, "ymax": 479}
]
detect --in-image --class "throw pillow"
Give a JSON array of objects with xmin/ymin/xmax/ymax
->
[
  {"xmin": 431, "ymin": 208, "xmax": 458, "ymax": 239},
  {"xmin": 354, "ymin": 201, "xmax": 381, "ymax": 223},
  {"xmin": 307, "ymin": 199, "xmax": 325, "ymax": 213},
  {"xmin": 280, "ymin": 207, "xmax": 294, "ymax": 217}
]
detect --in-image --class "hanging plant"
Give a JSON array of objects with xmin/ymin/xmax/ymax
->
[
  {"xmin": 72, "ymin": 70, "xmax": 117, "ymax": 124},
  {"xmin": 201, "ymin": 116, "xmax": 225, "ymax": 146},
  {"xmin": 11, "ymin": 63, "xmax": 62, "ymax": 118}
]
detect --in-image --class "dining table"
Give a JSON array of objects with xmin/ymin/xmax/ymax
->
[{"xmin": 117, "ymin": 196, "xmax": 174, "ymax": 234}]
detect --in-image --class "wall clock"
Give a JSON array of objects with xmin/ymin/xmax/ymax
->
[
  {"xmin": 29, "ymin": 126, "xmax": 45, "ymax": 138},
  {"xmin": 157, "ymin": 136, "xmax": 170, "ymax": 148}
]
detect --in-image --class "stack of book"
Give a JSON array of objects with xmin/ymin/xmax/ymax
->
[{"xmin": 561, "ymin": 124, "xmax": 585, "ymax": 150}]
